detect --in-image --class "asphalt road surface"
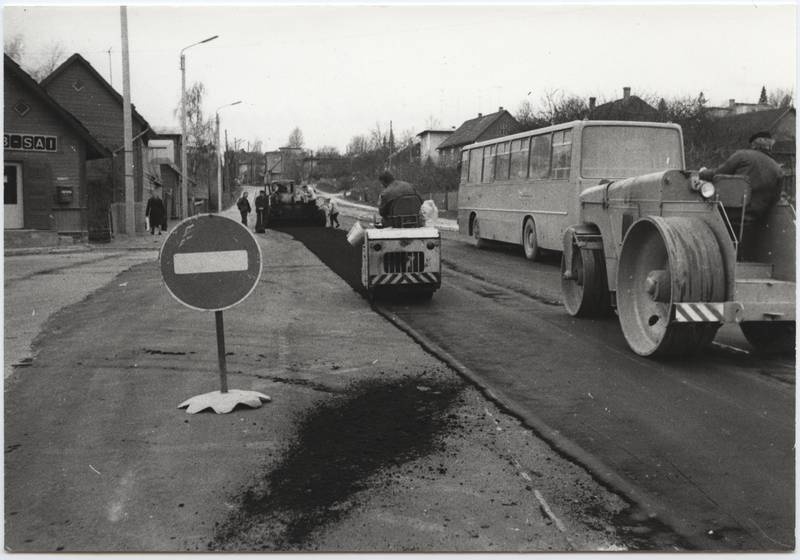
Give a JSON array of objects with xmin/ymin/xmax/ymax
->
[{"xmin": 284, "ymin": 211, "xmax": 795, "ymax": 552}]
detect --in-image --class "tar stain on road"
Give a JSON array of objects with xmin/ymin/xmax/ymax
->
[{"xmin": 210, "ymin": 375, "xmax": 464, "ymax": 551}]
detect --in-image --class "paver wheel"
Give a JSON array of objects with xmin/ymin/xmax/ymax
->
[
  {"xmin": 740, "ymin": 321, "xmax": 795, "ymax": 355},
  {"xmin": 561, "ymin": 245, "xmax": 611, "ymax": 317}
]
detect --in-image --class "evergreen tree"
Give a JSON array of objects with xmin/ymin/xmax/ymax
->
[{"xmin": 759, "ymin": 85, "xmax": 768, "ymax": 104}]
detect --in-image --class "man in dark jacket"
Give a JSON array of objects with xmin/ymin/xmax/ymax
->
[
  {"xmin": 145, "ymin": 190, "xmax": 166, "ymax": 235},
  {"xmin": 236, "ymin": 192, "xmax": 251, "ymax": 226},
  {"xmin": 377, "ymin": 170, "xmax": 422, "ymax": 221},
  {"xmin": 699, "ymin": 131, "xmax": 784, "ymax": 224},
  {"xmin": 254, "ymin": 190, "xmax": 268, "ymax": 233}
]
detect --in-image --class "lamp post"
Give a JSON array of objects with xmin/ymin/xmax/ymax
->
[
  {"xmin": 180, "ymin": 34, "xmax": 218, "ymax": 219},
  {"xmin": 215, "ymin": 101, "xmax": 242, "ymax": 213}
]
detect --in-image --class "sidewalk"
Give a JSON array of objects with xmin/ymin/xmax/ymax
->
[{"xmin": 4, "ymin": 217, "xmax": 182, "ymax": 256}]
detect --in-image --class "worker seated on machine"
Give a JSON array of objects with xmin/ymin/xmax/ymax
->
[{"xmin": 376, "ymin": 170, "xmax": 423, "ymax": 228}]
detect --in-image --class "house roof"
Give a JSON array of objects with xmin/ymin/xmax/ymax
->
[
  {"xmin": 40, "ymin": 53, "xmax": 153, "ymax": 140},
  {"xmin": 590, "ymin": 95, "xmax": 659, "ymax": 120},
  {"xmin": 437, "ymin": 110, "xmax": 517, "ymax": 150},
  {"xmin": 416, "ymin": 128, "xmax": 454, "ymax": 136},
  {"xmin": 4, "ymin": 54, "xmax": 110, "ymax": 160},
  {"xmin": 708, "ymin": 107, "xmax": 795, "ymax": 150}
]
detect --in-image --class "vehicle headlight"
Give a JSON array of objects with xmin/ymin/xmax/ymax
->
[
  {"xmin": 372, "ymin": 243, "xmax": 382, "ymax": 251},
  {"xmin": 699, "ymin": 181, "xmax": 715, "ymax": 199}
]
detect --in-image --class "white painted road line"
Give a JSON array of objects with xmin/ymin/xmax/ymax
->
[{"xmin": 173, "ymin": 250, "xmax": 248, "ymax": 274}]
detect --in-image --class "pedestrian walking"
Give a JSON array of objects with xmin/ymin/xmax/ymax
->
[
  {"xmin": 145, "ymin": 190, "xmax": 166, "ymax": 236},
  {"xmin": 328, "ymin": 197, "xmax": 340, "ymax": 228},
  {"xmin": 237, "ymin": 192, "xmax": 251, "ymax": 226}
]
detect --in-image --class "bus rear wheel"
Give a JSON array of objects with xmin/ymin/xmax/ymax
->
[{"xmin": 523, "ymin": 218, "xmax": 539, "ymax": 261}]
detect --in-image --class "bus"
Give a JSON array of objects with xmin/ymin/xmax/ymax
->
[{"xmin": 457, "ymin": 120, "xmax": 685, "ymax": 260}]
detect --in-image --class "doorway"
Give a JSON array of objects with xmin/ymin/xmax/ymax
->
[{"xmin": 4, "ymin": 163, "xmax": 23, "ymax": 229}]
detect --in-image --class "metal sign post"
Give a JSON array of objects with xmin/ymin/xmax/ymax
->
[{"xmin": 160, "ymin": 214, "xmax": 270, "ymax": 414}]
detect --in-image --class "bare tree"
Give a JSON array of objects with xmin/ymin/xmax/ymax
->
[
  {"xmin": 768, "ymin": 88, "xmax": 794, "ymax": 108},
  {"xmin": 368, "ymin": 122, "xmax": 385, "ymax": 150},
  {"xmin": 287, "ymin": 127, "xmax": 304, "ymax": 148},
  {"xmin": 29, "ymin": 41, "xmax": 67, "ymax": 81},
  {"xmin": 4, "ymin": 34, "xmax": 24, "ymax": 63},
  {"xmin": 250, "ymin": 138, "xmax": 263, "ymax": 153},
  {"xmin": 424, "ymin": 115, "xmax": 441, "ymax": 129},
  {"xmin": 346, "ymin": 135, "xmax": 369, "ymax": 155},
  {"xmin": 315, "ymin": 145, "xmax": 341, "ymax": 158}
]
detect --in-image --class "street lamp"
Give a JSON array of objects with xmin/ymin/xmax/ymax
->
[
  {"xmin": 180, "ymin": 34, "xmax": 218, "ymax": 219},
  {"xmin": 215, "ymin": 101, "xmax": 242, "ymax": 213}
]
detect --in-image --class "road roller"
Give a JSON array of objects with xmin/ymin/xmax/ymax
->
[{"xmin": 560, "ymin": 170, "xmax": 795, "ymax": 357}]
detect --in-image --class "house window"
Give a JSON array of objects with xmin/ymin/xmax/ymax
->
[
  {"xmin": 551, "ymin": 129, "xmax": 572, "ymax": 179},
  {"xmin": 495, "ymin": 142, "xmax": 510, "ymax": 180},
  {"xmin": 529, "ymin": 134, "xmax": 552, "ymax": 179},
  {"xmin": 13, "ymin": 100, "xmax": 30, "ymax": 117},
  {"xmin": 72, "ymin": 79, "xmax": 85, "ymax": 92},
  {"xmin": 510, "ymin": 138, "xmax": 530, "ymax": 179}
]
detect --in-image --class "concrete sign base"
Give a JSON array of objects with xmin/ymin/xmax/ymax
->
[{"xmin": 178, "ymin": 389, "xmax": 271, "ymax": 414}]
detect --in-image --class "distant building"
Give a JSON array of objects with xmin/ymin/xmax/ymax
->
[
  {"xmin": 147, "ymin": 131, "xmax": 184, "ymax": 219},
  {"xmin": 265, "ymin": 146, "xmax": 303, "ymax": 182},
  {"xmin": 437, "ymin": 108, "xmax": 519, "ymax": 167},
  {"xmin": 707, "ymin": 98, "xmax": 775, "ymax": 119},
  {"xmin": 4, "ymin": 54, "xmax": 109, "ymax": 240},
  {"xmin": 416, "ymin": 129, "xmax": 453, "ymax": 164},
  {"xmin": 588, "ymin": 87, "xmax": 659, "ymax": 122},
  {"xmin": 40, "ymin": 53, "xmax": 156, "ymax": 233}
]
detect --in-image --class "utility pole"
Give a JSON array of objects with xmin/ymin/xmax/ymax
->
[
  {"xmin": 120, "ymin": 7, "xmax": 135, "ymax": 234},
  {"xmin": 107, "ymin": 47, "xmax": 113, "ymax": 86}
]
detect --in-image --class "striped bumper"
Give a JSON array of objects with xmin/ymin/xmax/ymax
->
[
  {"xmin": 673, "ymin": 302, "xmax": 725, "ymax": 322},
  {"xmin": 371, "ymin": 272, "xmax": 441, "ymax": 286}
]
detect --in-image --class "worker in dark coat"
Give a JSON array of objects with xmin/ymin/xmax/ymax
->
[
  {"xmin": 145, "ymin": 191, "xmax": 166, "ymax": 235},
  {"xmin": 254, "ymin": 190, "xmax": 268, "ymax": 233},
  {"xmin": 236, "ymin": 192, "xmax": 251, "ymax": 226},
  {"xmin": 377, "ymin": 170, "xmax": 422, "ymax": 221},
  {"xmin": 699, "ymin": 131, "xmax": 784, "ymax": 224}
]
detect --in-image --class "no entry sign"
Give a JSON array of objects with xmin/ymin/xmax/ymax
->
[{"xmin": 160, "ymin": 214, "xmax": 262, "ymax": 311}]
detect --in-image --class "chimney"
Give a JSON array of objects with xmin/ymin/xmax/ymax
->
[
  {"xmin": 498, "ymin": 106, "xmax": 504, "ymax": 112},
  {"xmin": 589, "ymin": 97, "xmax": 596, "ymax": 111},
  {"xmin": 623, "ymin": 87, "xmax": 631, "ymax": 100},
  {"xmin": 477, "ymin": 112, "xmax": 483, "ymax": 118},
  {"xmin": 729, "ymin": 99, "xmax": 736, "ymax": 108}
]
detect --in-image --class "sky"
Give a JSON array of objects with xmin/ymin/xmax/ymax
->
[{"xmin": 3, "ymin": 2, "xmax": 797, "ymax": 153}]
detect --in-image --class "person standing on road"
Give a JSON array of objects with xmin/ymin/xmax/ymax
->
[
  {"xmin": 328, "ymin": 197, "xmax": 340, "ymax": 228},
  {"xmin": 254, "ymin": 190, "xmax": 268, "ymax": 233},
  {"xmin": 145, "ymin": 190, "xmax": 166, "ymax": 236},
  {"xmin": 237, "ymin": 191, "xmax": 251, "ymax": 226}
]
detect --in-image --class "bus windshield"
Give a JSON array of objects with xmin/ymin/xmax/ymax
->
[{"xmin": 581, "ymin": 126, "xmax": 682, "ymax": 179}]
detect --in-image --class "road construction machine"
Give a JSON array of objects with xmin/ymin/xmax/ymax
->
[
  {"xmin": 261, "ymin": 180, "xmax": 327, "ymax": 228},
  {"xmin": 561, "ymin": 170, "xmax": 795, "ymax": 357},
  {"xmin": 357, "ymin": 194, "xmax": 442, "ymax": 301}
]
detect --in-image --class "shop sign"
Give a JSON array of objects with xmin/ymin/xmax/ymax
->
[{"xmin": 4, "ymin": 133, "xmax": 58, "ymax": 152}]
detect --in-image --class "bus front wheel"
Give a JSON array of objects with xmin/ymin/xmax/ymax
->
[{"xmin": 523, "ymin": 218, "xmax": 539, "ymax": 261}]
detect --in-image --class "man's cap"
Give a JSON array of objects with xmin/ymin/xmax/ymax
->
[{"xmin": 749, "ymin": 131, "xmax": 772, "ymax": 143}]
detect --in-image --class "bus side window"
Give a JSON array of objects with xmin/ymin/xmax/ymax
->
[
  {"xmin": 460, "ymin": 149, "xmax": 470, "ymax": 184},
  {"xmin": 510, "ymin": 138, "xmax": 530, "ymax": 179},
  {"xmin": 551, "ymin": 129, "xmax": 572, "ymax": 179},
  {"xmin": 529, "ymin": 134, "xmax": 551, "ymax": 179},
  {"xmin": 495, "ymin": 142, "xmax": 510, "ymax": 180},
  {"xmin": 482, "ymin": 144, "xmax": 496, "ymax": 183},
  {"xmin": 468, "ymin": 148, "xmax": 483, "ymax": 184}
]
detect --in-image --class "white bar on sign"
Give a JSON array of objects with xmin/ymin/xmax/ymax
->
[{"xmin": 174, "ymin": 250, "xmax": 249, "ymax": 274}]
